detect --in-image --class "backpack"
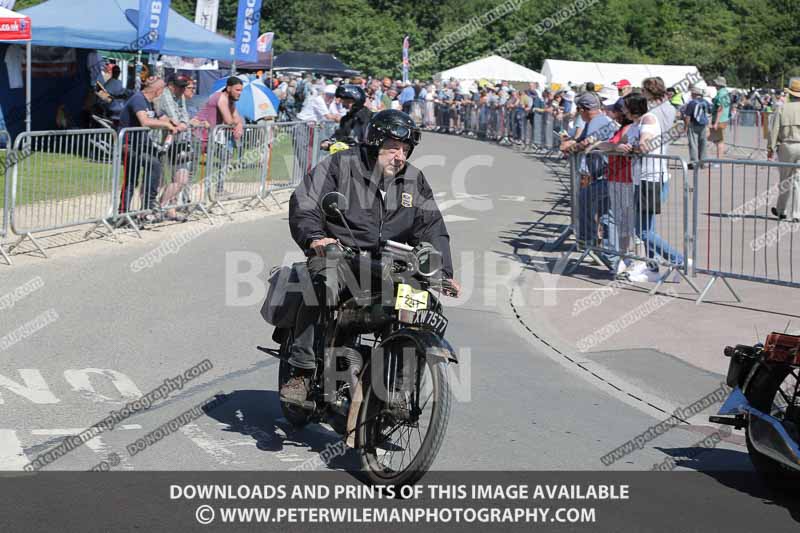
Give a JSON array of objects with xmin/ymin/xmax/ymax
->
[{"xmin": 692, "ymin": 100, "xmax": 709, "ymax": 126}]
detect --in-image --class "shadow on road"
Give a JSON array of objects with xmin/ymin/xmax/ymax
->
[
  {"xmin": 653, "ymin": 445, "xmax": 800, "ymax": 522},
  {"xmin": 204, "ymin": 390, "xmax": 361, "ymax": 472}
]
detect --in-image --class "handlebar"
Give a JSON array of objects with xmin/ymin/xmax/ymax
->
[{"xmin": 305, "ymin": 241, "xmax": 451, "ymax": 291}]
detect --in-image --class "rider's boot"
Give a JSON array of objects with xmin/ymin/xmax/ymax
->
[{"xmin": 280, "ymin": 367, "xmax": 312, "ymax": 406}]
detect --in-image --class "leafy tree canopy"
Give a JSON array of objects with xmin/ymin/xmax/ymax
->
[{"xmin": 14, "ymin": 0, "xmax": 800, "ymax": 87}]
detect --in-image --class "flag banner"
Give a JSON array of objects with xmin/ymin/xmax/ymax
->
[
  {"xmin": 402, "ymin": 35, "xmax": 410, "ymax": 83},
  {"xmin": 137, "ymin": 0, "xmax": 170, "ymax": 53},
  {"xmin": 256, "ymin": 32, "xmax": 273, "ymax": 53},
  {"xmin": 234, "ymin": 0, "xmax": 263, "ymax": 62},
  {"xmin": 194, "ymin": 0, "xmax": 220, "ymax": 32}
]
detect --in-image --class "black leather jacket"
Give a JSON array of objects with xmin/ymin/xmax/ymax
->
[{"xmin": 289, "ymin": 145, "xmax": 453, "ymax": 278}]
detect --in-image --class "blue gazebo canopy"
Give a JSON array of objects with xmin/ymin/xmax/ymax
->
[{"xmin": 16, "ymin": 0, "xmax": 233, "ymax": 60}]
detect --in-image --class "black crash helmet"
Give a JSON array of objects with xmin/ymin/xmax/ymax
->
[
  {"xmin": 334, "ymin": 84, "xmax": 367, "ymax": 108},
  {"xmin": 364, "ymin": 110, "xmax": 421, "ymax": 156}
]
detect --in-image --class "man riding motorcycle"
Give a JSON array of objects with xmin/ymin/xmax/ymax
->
[
  {"xmin": 320, "ymin": 84, "xmax": 373, "ymax": 150},
  {"xmin": 282, "ymin": 109, "xmax": 461, "ymax": 405}
]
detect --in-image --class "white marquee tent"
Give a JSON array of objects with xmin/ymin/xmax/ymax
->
[
  {"xmin": 541, "ymin": 59, "xmax": 704, "ymax": 89},
  {"xmin": 435, "ymin": 55, "xmax": 546, "ymax": 84}
]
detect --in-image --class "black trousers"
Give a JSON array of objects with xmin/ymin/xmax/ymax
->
[
  {"xmin": 120, "ymin": 146, "xmax": 162, "ymax": 214},
  {"xmin": 287, "ymin": 256, "xmax": 342, "ymax": 370}
]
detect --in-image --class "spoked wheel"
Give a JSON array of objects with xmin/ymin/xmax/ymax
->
[
  {"xmin": 277, "ymin": 330, "xmax": 312, "ymax": 429},
  {"xmin": 357, "ymin": 346, "xmax": 451, "ymax": 486},
  {"xmin": 744, "ymin": 364, "xmax": 800, "ymax": 488}
]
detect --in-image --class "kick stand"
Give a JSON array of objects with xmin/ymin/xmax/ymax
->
[
  {"xmin": 7, "ymin": 232, "xmax": 47, "ymax": 259},
  {"xmin": 695, "ymin": 275, "xmax": 741, "ymax": 305}
]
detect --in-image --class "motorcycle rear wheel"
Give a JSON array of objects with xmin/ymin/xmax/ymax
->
[
  {"xmin": 744, "ymin": 365, "xmax": 800, "ymax": 489},
  {"xmin": 356, "ymin": 350, "xmax": 451, "ymax": 487}
]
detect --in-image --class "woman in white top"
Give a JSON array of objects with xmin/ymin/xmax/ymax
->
[{"xmin": 617, "ymin": 94, "xmax": 685, "ymax": 279}]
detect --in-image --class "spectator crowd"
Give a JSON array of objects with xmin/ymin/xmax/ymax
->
[{"xmin": 85, "ymin": 55, "xmax": 800, "ymax": 256}]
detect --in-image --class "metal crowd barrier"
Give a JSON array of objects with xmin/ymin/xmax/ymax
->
[
  {"xmin": 566, "ymin": 151, "xmax": 698, "ymax": 296},
  {"xmin": 8, "ymin": 128, "xmax": 118, "ymax": 256},
  {"xmin": 1, "ymin": 129, "xmax": 11, "ymax": 264},
  {"xmin": 313, "ymin": 120, "xmax": 338, "ymax": 171},
  {"xmin": 692, "ymin": 158, "xmax": 800, "ymax": 303},
  {"xmin": 115, "ymin": 126, "xmax": 214, "ymax": 234},
  {"xmin": 204, "ymin": 123, "xmax": 271, "ymax": 218},
  {"xmin": 266, "ymin": 121, "xmax": 316, "ymax": 198},
  {"xmin": 727, "ymin": 110, "xmax": 772, "ymax": 160}
]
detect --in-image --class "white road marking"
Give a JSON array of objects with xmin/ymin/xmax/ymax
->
[
  {"xmin": 63, "ymin": 369, "xmax": 143, "ymax": 403},
  {"xmin": 30, "ymin": 428, "xmax": 136, "ymax": 470},
  {"xmin": 0, "ymin": 370, "xmax": 60, "ymax": 405},
  {"xmin": 499, "ymin": 195, "xmax": 526, "ymax": 202},
  {"xmin": 180, "ymin": 423, "xmax": 241, "ymax": 466},
  {"xmin": 0, "ymin": 430, "xmax": 28, "ymax": 470},
  {"xmin": 437, "ymin": 199, "xmax": 466, "ymax": 212},
  {"xmin": 443, "ymin": 214, "xmax": 477, "ymax": 222}
]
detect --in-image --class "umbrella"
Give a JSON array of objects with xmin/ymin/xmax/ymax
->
[{"xmin": 212, "ymin": 75, "xmax": 280, "ymax": 121}]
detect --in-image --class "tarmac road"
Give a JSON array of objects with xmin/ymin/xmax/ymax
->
[{"xmin": 0, "ymin": 133, "xmax": 798, "ymax": 527}]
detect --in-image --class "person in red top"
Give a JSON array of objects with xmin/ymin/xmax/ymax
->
[{"xmin": 591, "ymin": 98, "xmax": 635, "ymax": 279}]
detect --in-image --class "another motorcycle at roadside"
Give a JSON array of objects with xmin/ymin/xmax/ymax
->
[{"xmin": 711, "ymin": 332, "xmax": 800, "ymax": 488}]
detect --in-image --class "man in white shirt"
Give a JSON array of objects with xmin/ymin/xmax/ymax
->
[{"xmin": 297, "ymin": 84, "xmax": 338, "ymax": 122}]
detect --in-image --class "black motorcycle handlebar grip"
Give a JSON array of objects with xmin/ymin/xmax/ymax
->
[{"xmin": 724, "ymin": 346, "xmax": 735, "ymax": 357}]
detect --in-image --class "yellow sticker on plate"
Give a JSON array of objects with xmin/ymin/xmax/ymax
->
[{"xmin": 395, "ymin": 284, "xmax": 429, "ymax": 312}]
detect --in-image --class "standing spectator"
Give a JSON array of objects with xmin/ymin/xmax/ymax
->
[
  {"xmin": 769, "ymin": 78, "xmax": 800, "ymax": 222},
  {"xmin": 619, "ymin": 94, "xmax": 686, "ymax": 281},
  {"xmin": 368, "ymin": 78, "xmax": 382, "ymax": 111},
  {"xmin": 710, "ymin": 76, "xmax": 731, "ymax": 163},
  {"xmin": 682, "ymin": 84, "xmax": 711, "ymax": 169},
  {"xmin": 399, "ymin": 81, "xmax": 415, "ymax": 113},
  {"xmin": 593, "ymin": 98, "xmax": 635, "ymax": 278},
  {"xmin": 424, "ymin": 83, "xmax": 436, "ymax": 129},
  {"xmin": 297, "ymin": 84, "xmax": 338, "ymax": 123},
  {"xmin": 154, "ymin": 74, "xmax": 195, "ymax": 222},
  {"xmin": 562, "ymin": 89, "xmax": 575, "ymax": 115},
  {"xmin": 196, "ymin": 76, "xmax": 245, "ymax": 142},
  {"xmin": 641, "ymin": 77, "xmax": 677, "ymax": 155},
  {"xmin": 196, "ymin": 76, "xmax": 245, "ymax": 194},
  {"xmin": 561, "ymin": 93, "xmax": 616, "ymax": 260},
  {"xmin": 613, "ymin": 79, "xmax": 632, "ymax": 98},
  {"xmin": 116, "ymin": 78, "xmax": 178, "ymax": 223},
  {"xmin": 382, "ymin": 85, "xmax": 397, "ymax": 113},
  {"xmin": 183, "ymin": 79, "xmax": 201, "ymax": 120},
  {"xmin": 518, "ymin": 88, "xmax": 531, "ymax": 144}
]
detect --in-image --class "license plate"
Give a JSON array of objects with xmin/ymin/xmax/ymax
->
[
  {"xmin": 413, "ymin": 310, "xmax": 448, "ymax": 336},
  {"xmin": 395, "ymin": 284, "xmax": 429, "ymax": 312}
]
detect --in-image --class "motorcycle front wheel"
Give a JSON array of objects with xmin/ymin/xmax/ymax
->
[{"xmin": 356, "ymin": 348, "xmax": 451, "ymax": 486}]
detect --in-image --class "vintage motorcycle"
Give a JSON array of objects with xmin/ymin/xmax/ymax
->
[
  {"xmin": 260, "ymin": 192, "xmax": 459, "ymax": 486},
  {"xmin": 711, "ymin": 332, "xmax": 800, "ymax": 487}
]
